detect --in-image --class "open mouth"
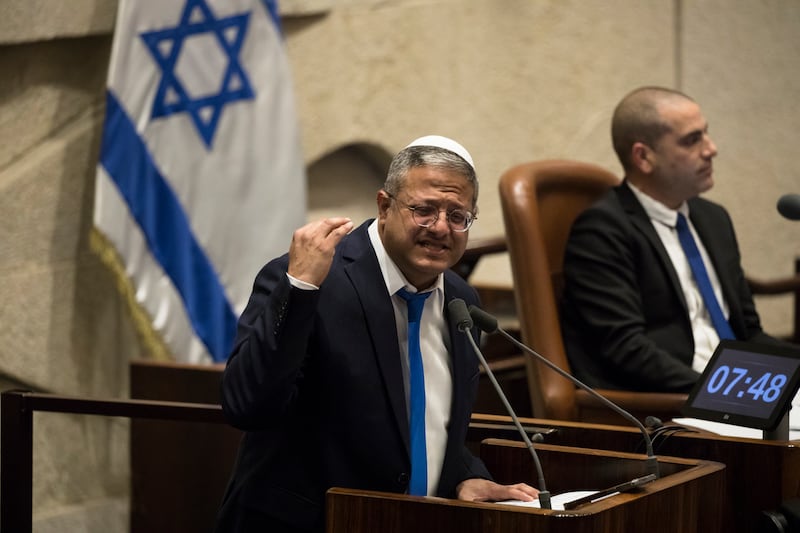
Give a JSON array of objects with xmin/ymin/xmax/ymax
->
[{"xmin": 419, "ymin": 240, "xmax": 450, "ymax": 255}]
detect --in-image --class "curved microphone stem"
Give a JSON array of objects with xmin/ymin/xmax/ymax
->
[
  {"xmin": 463, "ymin": 330, "xmax": 552, "ymax": 509},
  {"xmin": 493, "ymin": 327, "xmax": 659, "ymax": 478}
]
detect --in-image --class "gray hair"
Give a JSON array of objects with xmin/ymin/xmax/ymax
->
[{"xmin": 384, "ymin": 146, "xmax": 479, "ymax": 209}]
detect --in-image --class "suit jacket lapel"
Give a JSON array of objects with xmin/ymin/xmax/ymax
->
[
  {"xmin": 340, "ymin": 223, "xmax": 411, "ymax": 453},
  {"xmin": 438, "ymin": 277, "xmax": 477, "ymax": 491},
  {"xmin": 617, "ymin": 183, "xmax": 690, "ymax": 313},
  {"xmin": 443, "ymin": 279, "xmax": 474, "ymax": 438}
]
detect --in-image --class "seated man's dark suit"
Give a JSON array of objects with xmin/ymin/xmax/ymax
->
[
  {"xmin": 561, "ymin": 182, "xmax": 774, "ymax": 393},
  {"xmin": 214, "ymin": 220, "xmax": 490, "ymax": 532}
]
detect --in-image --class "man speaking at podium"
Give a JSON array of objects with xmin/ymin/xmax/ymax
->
[
  {"xmin": 561, "ymin": 86, "xmax": 790, "ymax": 393},
  {"xmin": 214, "ymin": 136, "xmax": 538, "ymax": 532}
]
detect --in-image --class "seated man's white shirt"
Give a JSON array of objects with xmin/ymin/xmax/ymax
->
[{"xmin": 627, "ymin": 182, "xmax": 729, "ymax": 372}]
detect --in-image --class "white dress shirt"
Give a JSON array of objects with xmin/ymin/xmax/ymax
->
[
  {"xmin": 368, "ymin": 220, "xmax": 452, "ymax": 496},
  {"xmin": 627, "ymin": 182, "xmax": 730, "ymax": 372}
]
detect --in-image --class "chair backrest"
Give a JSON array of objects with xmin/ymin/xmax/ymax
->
[{"xmin": 499, "ymin": 160, "xmax": 621, "ymax": 420}]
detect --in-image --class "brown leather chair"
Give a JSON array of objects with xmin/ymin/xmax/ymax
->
[{"xmin": 498, "ymin": 159, "xmax": 688, "ymax": 424}]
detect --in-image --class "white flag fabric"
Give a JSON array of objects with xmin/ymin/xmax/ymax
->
[{"xmin": 93, "ymin": 0, "xmax": 306, "ymax": 364}]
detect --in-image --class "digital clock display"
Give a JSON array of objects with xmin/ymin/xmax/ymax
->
[{"xmin": 683, "ymin": 340, "xmax": 800, "ymax": 430}]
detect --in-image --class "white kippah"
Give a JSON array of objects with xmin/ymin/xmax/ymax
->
[{"xmin": 404, "ymin": 135, "xmax": 475, "ymax": 170}]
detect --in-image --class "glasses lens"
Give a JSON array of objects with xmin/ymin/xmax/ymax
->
[
  {"xmin": 449, "ymin": 209, "xmax": 475, "ymax": 231},
  {"xmin": 448, "ymin": 210, "xmax": 468, "ymax": 229},
  {"xmin": 411, "ymin": 205, "xmax": 438, "ymax": 227}
]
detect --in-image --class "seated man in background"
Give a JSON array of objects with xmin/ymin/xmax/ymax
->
[
  {"xmin": 560, "ymin": 86, "xmax": 785, "ymax": 393},
  {"xmin": 214, "ymin": 135, "xmax": 538, "ymax": 533}
]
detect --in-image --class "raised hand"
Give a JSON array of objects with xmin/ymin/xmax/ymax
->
[{"xmin": 287, "ymin": 217, "xmax": 354, "ymax": 287}]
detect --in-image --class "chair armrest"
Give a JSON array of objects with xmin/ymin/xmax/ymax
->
[
  {"xmin": 575, "ymin": 389, "xmax": 688, "ymax": 425},
  {"xmin": 453, "ymin": 236, "xmax": 507, "ymax": 280},
  {"xmin": 746, "ymin": 273, "xmax": 800, "ymax": 295},
  {"xmin": 746, "ymin": 258, "xmax": 800, "ymax": 343},
  {"xmin": 594, "ymin": 390, "xmax": 688, "ymax": 411}
]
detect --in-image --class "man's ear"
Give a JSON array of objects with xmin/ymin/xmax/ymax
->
[
  {"xmin": 376, "ymin": 190, "xmax": 392, "ymax": 218},
  {"xmin": 631, "ymin": 142, "xmax": 654, "ymax": 174}
]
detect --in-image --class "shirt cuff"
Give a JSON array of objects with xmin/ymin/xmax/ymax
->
[{"xmin": 286, "ymin": 272, "xmax": 319, "ymax": 291}]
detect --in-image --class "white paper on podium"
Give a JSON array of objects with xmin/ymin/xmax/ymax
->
[
  {"xmin": 673, "ymin": 416, "xmax": 799, "ymax": 441},
  {"xmin": 673, "ymin": 391, "xmax": 800, "ymax": 441},
  {"xmin": 497, "ymin": 490, "xmax": 609, "ymax": 511},
  {"xmin": 672, "ymin": 418, "xmax": 762, "ymax": 438}
]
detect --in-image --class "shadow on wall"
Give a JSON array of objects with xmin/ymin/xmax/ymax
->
[{"xmin": 307, "ymin": 142, "xmax": 392, "ymax": 224}]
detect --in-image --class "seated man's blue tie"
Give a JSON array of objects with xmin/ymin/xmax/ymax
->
[
  {"xmin": 397, "ymin": 288, "xmax": 432, "ymax": 496},
  {"xmin": 675, "ymin": 213, "xmax": 735, "ymax": 340}
]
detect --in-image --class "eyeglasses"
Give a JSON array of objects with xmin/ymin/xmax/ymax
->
[{"xmin": 388, "ymin": 194, "xmax": 476, "ymax": 232}]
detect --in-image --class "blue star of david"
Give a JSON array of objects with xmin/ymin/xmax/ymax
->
[{"xmin": 140, "ymin": 0, "xmax": 255, "ymax": 149}]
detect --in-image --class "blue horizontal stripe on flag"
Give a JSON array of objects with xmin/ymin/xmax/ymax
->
[{"xmin": 99, "ymin": 90, "xmax": 237, "ymax": 362}]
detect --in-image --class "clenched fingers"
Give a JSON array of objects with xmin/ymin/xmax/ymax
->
[{"xmin": 288, "ymin": 217, "xmax": 354, "ymax": 286}]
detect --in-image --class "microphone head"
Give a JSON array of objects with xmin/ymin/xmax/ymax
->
[
  {"xmin": 447, "ymin": 298, "xmax": 473, "ymax": 331},
  {"xmin": 468, "ymin": 305, "xmax": 498, "ymax": 333},
  {"xmin": 777, "ymin": 194, "xmax": 800, "ymax": 221},
  {"xmin": 645, "ymin": 416, "xmax": 663, "ymax": 429}
]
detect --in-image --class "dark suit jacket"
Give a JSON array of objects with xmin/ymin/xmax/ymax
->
[
  {"xmin": 561, "ymin": 183, "xmax": 773, "ymax": 393},
  {"xmin": 214, "ymin": 220, "xmax": 490, "ymax": 532}
]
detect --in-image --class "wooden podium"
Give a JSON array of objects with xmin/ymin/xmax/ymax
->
[
  {"xmin": 125, "ymin": 360, "xmax": 787, "ymax": 532},
  {"xmin": 469, "ymin": 414, "xmax": 800, "ymax": 533},
  {"xmin": 129, "ymin": 360, "xmax": 240, "ymax": 533},
  {"xmin": 326, "ymin": 439, "xmax": 725, "ymax": 533}
]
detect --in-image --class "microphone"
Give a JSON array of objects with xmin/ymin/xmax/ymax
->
[
  {"xmin": 468, "ymin": 304, "xmax": 660, "ymax": 479},
  {"xmin": 644, "ymin": 416, "xmax": 663, "ymax": 430},
  {"xmin": 448, "ymin": 298, "xmax": 552, "ymax": 509},
  {"xmin": 777, "ymin": 194, "xmax": 800, "ymax": 221}
]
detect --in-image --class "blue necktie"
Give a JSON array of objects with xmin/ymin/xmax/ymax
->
[
  {"xmin": 397, "ymin": 288, "xmax": 431, "ymax": 496},
  {"xmin": 675, "ymin": 213, "xmax": 735, "ymax": 340}
]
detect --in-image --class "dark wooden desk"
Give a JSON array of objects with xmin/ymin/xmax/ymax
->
[
  {"xmin": 130, "ymin": 360, "xmax": 240, "ymax": 533},
  {"xmin": 469, "ymin": 413, "xmax": 800, "ymax": 533},
  {"xmin": 125, "ymin": 360, "xmax": 798, "ymax": 532},
  {"xmin": 327, "ymin": 439, "xmax": 725, "ymax": 533}
]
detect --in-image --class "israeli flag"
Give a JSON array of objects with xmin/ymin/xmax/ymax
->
[{"xmin": 93, "ymin": 0, "xmax": 306, "ymax": 364}]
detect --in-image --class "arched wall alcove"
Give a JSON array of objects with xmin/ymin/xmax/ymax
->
[{"xmin": 307, "ymin": 142, "xmax": 393, "ymax": 224}]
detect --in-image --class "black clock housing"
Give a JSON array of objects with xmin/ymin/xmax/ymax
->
[{"xmin": 682, "ymin": 340, "xmax": 800, "ymax": 431}]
